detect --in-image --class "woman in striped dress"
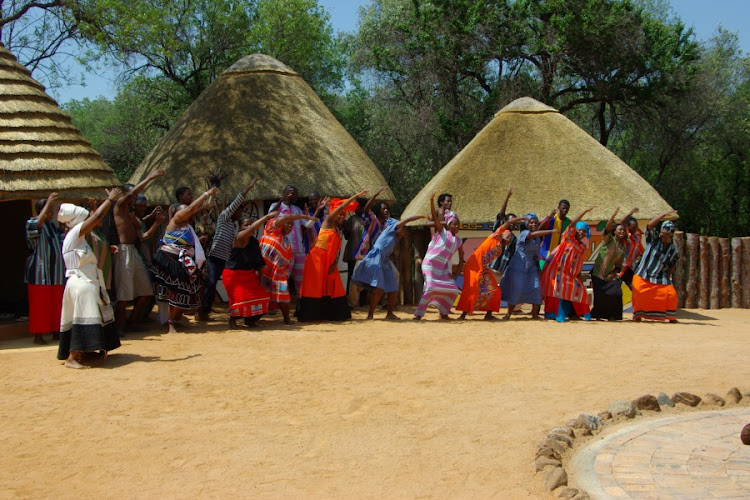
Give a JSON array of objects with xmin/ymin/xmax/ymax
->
[
  {"xmin": 540, "ymin": 207, "xmax": 594, "ymax": 322},
  {"xmin": 413, "ymin": 192, "xmax": 464, "ymax": 320}
]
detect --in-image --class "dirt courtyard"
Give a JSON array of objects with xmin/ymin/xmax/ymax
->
[{"xmin": 2, "ymin": 306, "xmax": 749, "ymax": 498}]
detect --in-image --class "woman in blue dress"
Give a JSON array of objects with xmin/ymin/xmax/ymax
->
[
  {"xmin": 351, "ymin": 201, "xmax": 424, "ymax": 320},
  {"xmin": 499, "ymin": 212, "xmax": 555, "ymax": 320}
]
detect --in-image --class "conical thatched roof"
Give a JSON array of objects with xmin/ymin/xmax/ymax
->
[
  {"xmin": 0, "ymin": 43, "xmax": 120, "ymax": 202},
  {"xmin": 129, "ymin": 54, "xmax": 395, "ymax": 204},
  {"xmin": 401, "ymin": 97, "xmax": 674, "ymax": 224}
]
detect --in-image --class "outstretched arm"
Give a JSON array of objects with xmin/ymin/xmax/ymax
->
[
  {"xmin": 173, "ymin": 187, "xmax": 219, "ymax": 226},
  {"xmin": 37, "ymin": 192, "xmax": 59, "ymax": 224},
  {"xmin": 528, "ymin": 229, "xmax": 557, "ymax": 239},
  {"xmin": 396, "ymin": 215, "xmax": 426, "ymax": 229},
  {"xmin": 273, "ymin": 213, "xmax": 316, "ymax": 229},
  {"xmin": 619, "ymin": 207, "xmax": 639, "ymax": 226},
  {"xmin": 603, "ymin": 206, "xmax": 621, "ymax": 235},
  {"xmin": 497, "ymin": 188, "xmax": 513, "ymax": 221},
  {"xmin": 321, "ymin": 190, "xmax": 369, "ymax": 230},
  {"xmin": 235, "ymin": 212, "xmax": 278, "ymax": 246},
  {"xmin": 117, "ymin": 169, "xmax": 165, "ymax": 207},
  {"xmin": 80, "ymin": 188, "xmax": 122, "ymax": 237},
  {"xmin": 647, "ymin": 209, "xmax": 678, "ymax": 230},
  {"xmin": 362, "ymin": 186, "xmax": 385, "ymax": 215},
  {"xmin": 499, "ymin": 216, "xmax": 525, "ymax": 231},
  {"xmin": 569, "ymin": 207, "xmax": 595, "ymax": 228}
]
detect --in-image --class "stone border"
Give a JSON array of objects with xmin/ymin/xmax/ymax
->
[{"xmin": 534, "ymin": 387, "xmax": 750, "ymax": 499}]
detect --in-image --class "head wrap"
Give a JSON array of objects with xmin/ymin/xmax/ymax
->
[
  {"xmin": 524, "ymin": 212, "xmax": 538, "ymax": 230},
  {"xmin": 661, "ymin": 220, "xmax": 676, "ymax": 233},
  {"xmin": 328, "ymin": 198, "xmax": 358, "ymax": 214},
  {"xmin": 444, "ymin": 210, "xmax": 458, "ymax": 225},
  {"xmin": 575, "ymin": 220, "xmax": 591, "ymax": 239},
  {"xmin": 57, "ymin": 203, "xmax": 89, "ymax": 229}
]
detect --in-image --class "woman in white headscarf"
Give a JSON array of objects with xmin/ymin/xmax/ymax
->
[{"xmin": 56, "ymin": 188, "xmax": 122, "ymax": 369}]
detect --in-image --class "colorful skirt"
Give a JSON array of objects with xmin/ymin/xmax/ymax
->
[
  {"xmin": 150, "ymin": 250, "xmax": 202, "ymax": 310},
  {"xmin": 632, "ymin": 275, "xmax": 677, "ymax": 322},
  {"xmin": 222, "ymin": 268, "xmax": 270, "ymax": 319},
  {"xmin": 28, "ymin": 283, "xmax": 64, "ymax": 334}
]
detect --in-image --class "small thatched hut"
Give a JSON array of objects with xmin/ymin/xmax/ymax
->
[
  {"xmin": 1, "ymin": 43, "xmax": 120, "ymax": 313},
  {"xmin": 128, "ymin": 54, "xmax": 395, "ymax": 208},
  {"xmin": 401, "ymin": 97, "xmax": 674, "ymax": 227}
]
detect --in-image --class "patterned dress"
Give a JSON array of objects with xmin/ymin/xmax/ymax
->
[
  {"xmin": 414, "ymin": 228, "xmax": 462, "ymax": 318},
  {"xmin": 540, "ymin": 226, "xmax": 590, "ymax": 319},
  {"xmin": 456, "ymin": 228, "xmax": 509, "ymax": 314},
  {"xmin": 297, "ymin": 228, "xmax": 350, "ymax": 321},
  {"xmin": 150, "ymin": 226, "xmax": 203, "ymax": 309},
  {"xmin": 259, "ymin": 219, "xmax": 294, "ymax": 304},
  {"xmin": 500, "ymin": 229, "xmax": 544, "ymax": 305},
  {"xmin": 351, "ymin": 217, "xmax": 400, "ymax": 293},
  {"xmin": 25, "ymin": 218, "xmax": 65, "ymax": 335}
]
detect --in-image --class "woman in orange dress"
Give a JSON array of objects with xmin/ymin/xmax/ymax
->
[
  {"xmin": 297, "ymin": 190, "xmax": 369, "ymax": 322},
  {"xmin": 456, "ymin": 217, "xmax": 523, "ymax": 320}
]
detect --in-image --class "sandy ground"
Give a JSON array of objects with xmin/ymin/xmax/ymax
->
[{"xmin": 1, "ymin": 305, "xmax": 749, "ymax": 499}]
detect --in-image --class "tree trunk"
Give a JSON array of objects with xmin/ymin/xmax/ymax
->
[
  {"xmin": 685, "ymin": 233, "xmax": 699, "ymax": 308},
  {"xmin": 699, "ymin": 236, "xmax": 709, "ymax": 309},
  {"xmin": 743, "ymin": 238, "xmax": 750, "ymax": 309},
  {"xmin": 401, "ymin": 228, "xmax": 414, "ymax": 305},
  {"xmin": 731, "ymin": 238, "xmax": 743, "ymax": 308},
  {"xmin": 719, "ymin": 238, "xmax": 731, "ymax": 308},
  {"xmin": 708, "ymin": 237, "xmax": 720, "ymax": 309},
  {"xmin": 672, "ymin": 231, "xmax": 686, "ymax": 308}
]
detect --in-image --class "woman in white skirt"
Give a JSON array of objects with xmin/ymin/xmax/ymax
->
[{"xmin": 56, "ymin": 188, "xmax": 122, "ymax": 369}]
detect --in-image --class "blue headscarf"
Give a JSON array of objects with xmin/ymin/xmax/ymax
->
[
  {"xmin": 524, "ymin": 212, "xmax": 538, "ymax": 230},
  {"xmin": 575, "ymin": 220, "xmax": 591, "ymax": 239}
]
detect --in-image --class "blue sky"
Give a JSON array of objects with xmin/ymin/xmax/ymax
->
[{"xmin": 52, "ymin": 0, "xmax": 749, "ymax": 104}]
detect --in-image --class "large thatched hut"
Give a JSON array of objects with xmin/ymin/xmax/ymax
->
[
  {"xmin": 0, "ymin": 43, "xmax": 120, "ymax": 314},
  {"xmin": 401, "ymin": 97, "xmax": 674, "ymax": 228},
  {"xmin": 128, "ymin": 54, "xmax": 395, "ymax": 210}
]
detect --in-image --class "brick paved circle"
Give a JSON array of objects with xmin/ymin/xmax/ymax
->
[{"xmin": 571, "ymin": 408, "xmax": 750, "ymax": 499}]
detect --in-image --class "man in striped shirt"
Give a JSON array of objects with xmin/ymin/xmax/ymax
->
[
  {"xmin": 199, "ymin": 179, "xmax": 259, "ymax": 320},
  {"xmin": 632, "ymin": 209, "xmax": 680, "ymax": 322}
]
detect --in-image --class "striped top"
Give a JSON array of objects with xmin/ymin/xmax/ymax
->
[
  {"xmin": 634, "ymin": 227, "xmax": 679, "ymax": 285},
  {"xmin": 209, "ymin": 193, "xmax": 245, "ymax": 261},
  {"xmin": 25, "ymin": 218, "xmax": 66, "ymax": 285},
  {"xmin": 422, "ymin": 228, "xmax": 462, "ymax": 291},
  {"xmin": 592, "ymin": 230, "xmax": 626, "ymax": 280}
]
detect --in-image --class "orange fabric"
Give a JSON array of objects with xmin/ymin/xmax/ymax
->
[
  {"xmin": 456, "ymin": 229, "xmax": 508, "ymax": 314},
  {"xmin": 299, "ymin": 229, "xmax": 346, "ymax": 299},
  {"xmin": 632, "ymin": 274, "xmax": 678, "ymax": 321}
]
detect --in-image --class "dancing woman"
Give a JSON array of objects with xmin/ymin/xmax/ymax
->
[
  {"xmin": 413, "ymin": 192, "xmax": 463, "ymax": 320},
  {"xmin": 632, "ymin": 209, "xmax": 680, "ymax": 322},
  {"xmin": 222, "ymin": 212, "xmax": 277, "ymax": 329},
  {"xmin": 540, "ymin": 207, "xmax": 594, "ymax": 322},
  {"xmin": 259, "ymin": 212, "xmax": 316, "ymax": 325},
  {"xmin": 351, "ymin": 201, "xmax": 424, "ymax": 320},
  {"xmin": 151, "ymin": 186, "xmax": 218, "ymax": 332},
  {"xmin": 499, "ymin": 212, "xmax": 556, "ymax": 320},
  {"xmin": 297, "ymin": 191, "xmax": 369, "ymax": 322},
  {"xmin": 456, "ymin": 215, "xmax": 524, "ymax": 320}
]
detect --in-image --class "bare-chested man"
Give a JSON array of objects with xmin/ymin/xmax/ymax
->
[{"xmin": 113, "ymin": 169, "xmax": 165, "ymax": 333}]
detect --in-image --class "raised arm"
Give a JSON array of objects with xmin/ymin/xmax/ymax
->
[
  {"xmin": 362, "ymin": 187, "xmax": 385, "ymax": 214},
  {"xmin": 236, "ymin": 212, "xmax": 278, "ymax": 246},
  {"xmin": 618, "ymin": 207, "xmax": 639, "ymax": 226},
  {"xmin": 142, "ymin": 208, "xmax": 167, "ymax": 240},
  {"xmin": 173, "ymin": 187, "xmax": 219, "ymax": 226},
  {"xmin": 646, "ymin": 209, "xmax": 678, "ymax": 230},
  {"xmin": 396, "ymin": 215, "xmax": 426, "ymax": 229},
  {"xmin": 321, "ymin": 190, "xmax": 369, "ymax": 230},
  {"xmin": 242, "ymin": 178, "xmax": 259, "ymax": 198},
  {"xmin": 569, "ymin": 207, "xmax": 595, "ymax": 228},
  {"xmin": 79, "ymin": 188, "xmax": 122, "ymax": 237},
  {"xmin": 37, "ymin": 192, "xmax": 59, "ymax": 224},
  {"xmin": 499, "ymin": 216, "xmax": 525, "ymax": 231},
  {"xmin": 603, "ymin": 206, "xmax": 621, "ymax": 235},
  {"xmin": 430, "ymin": 192, "xmax": 442, "ymax": 233},
  {"xmin": 497, "ymin": 188, "xmax": 514, "ymax": 221},
  {"xmin": 118, "ymin": 169, "xmax": 165, "ymax": 206}
]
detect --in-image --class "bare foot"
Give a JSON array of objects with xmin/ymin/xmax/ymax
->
[
  {"xmin": 33, "ymin": 335, "xmax": 48, "ymax": 345},
  {"xmin": 501, "ymin": 314, "xmax": 511, "ymax": 320},
  {"xmin": 366, "ymin": 314, "xmax": 375, "ymax": 321},
  {"xmin": 439, "ymin": 315, "xmax": 453, "ymax": 320},
  {"xmin": 167, "ymin": 322, "xmax": 178, "ymax": 333},
  {"xmin": 385, "ymin": 313, "xmax": 401, "ymax": 320},
  {"xmin": 228, "ymin": 318, "xmax": 239, "ymax": 330},
  {"xmin": 457, "ymin": 313, "xmax": 467, "ymax": 320},
  {"xmin": 484, "ymin": 313, "xmax": 497, "ymax": 321},
  {"xmin": 530, "ymin": 314, "xmax": 541, "ymax": 320},
  {"xmin": 64, "ymin": 357, "xmax": 89, "ymax": 369},
  {"xmin": 283, "ymin": 317, "xmax": 292, "ymax": 325},
  {"xmin": 412, "ymin": 315, "xmax": 421, "ymax": 320},
  {"xmin": 669, "ymin": 319, "xmax": 678, "ymax": 323}
]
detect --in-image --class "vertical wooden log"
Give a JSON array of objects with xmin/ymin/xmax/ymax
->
[
  {"xmin": 413, "ymin": 228, "xmax": 429, "ymax": 302},
  {"xmin": 708, "ymin": 237, "xmax": 720, "ymax": 309},
  {"xmin": 685, "ymin": 233, "xmax": 699, "ymax": 308},
  {"xmin": 401, "ymin": 227, "xmax": 414, "ymax": 305},
  {"xmin": 719, "ymin": 238, "xmax": 731, "ymax": 308},
  {"xmin": 731, "ymin": 238, "xmax": 743, "ymax": 308},
  {"xmin": 672, "ymin": 231, "xmax": 686, "ymax": 308},
  {"xmin": 743, "ymin": 237, "xmax": 750, "ymax": 309},
  {"xmin": 699, "ymin": 236, "xmax": 709, "ymax": 309}
]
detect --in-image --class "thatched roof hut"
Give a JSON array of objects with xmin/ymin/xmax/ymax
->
[
  {"xmin": 128, "ymin": 54, "xmax": 394, "ymax": 205},
  {"xmin": 0, "ymin": 43, "xmax": 120, "ymax": 202},
  {"xmin": 401, "ymin": 97, "xmax": 674, "ymax": 225}
]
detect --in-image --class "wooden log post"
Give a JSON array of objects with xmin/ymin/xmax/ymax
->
[
  {"xmin": 400, "ymin": 227, "xmax": 414, "ymax": 305},
  {"xmin": 708, "ymin": 237, "xmax": 721, "ymax": 309},
  {"xmin": 719, "ymin": 238, "xmax": 731, "ymax": 308},
  {"xmin": 673, "ymin": 231, "xmax": 686, "ymax": 308},
  {"xmin": 685, "ymin": 233, "xmax": 699, "ymax": 308},
  {"xmin": 731, "ymin": 238, "xmax": 743, "ymax": 308},
  {"xmin": 743, "ymin": 237, "xmax": 750, "ymax": 309},
  {"xmin": 412, "ymin": 227, "xmax": 429, "ymax": 303},
  {"xmin": 699, "ymin": 236, "xmax": 709, "ymax": 309}
]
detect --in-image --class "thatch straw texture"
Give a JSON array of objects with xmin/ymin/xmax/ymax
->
[
  {"xmin": 129, "ymin": 54, "xmax": 394, "ymax": 205},
  {"xmin": 401, "ymin": 97, "xmax": 675, "ymax": 224},
  {"xmin": 0, "ymin": 43, "xmax": 119, "ymax": 202}
]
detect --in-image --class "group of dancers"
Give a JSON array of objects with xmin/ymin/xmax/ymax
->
[{"xmin": 24, "ymin": 178, "xmax": 680, "ymax": 368}]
